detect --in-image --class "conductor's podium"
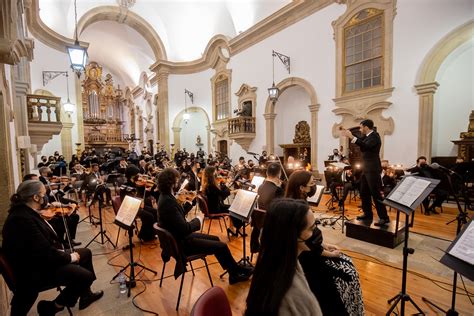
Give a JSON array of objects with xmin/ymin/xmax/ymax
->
[{"xmin": 345, "ymin": 219, "xmax": 405, "ymax": 248}]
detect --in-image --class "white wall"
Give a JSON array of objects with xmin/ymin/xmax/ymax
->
[
  {"xmin": 386, "ymin": 0, "xmax": 473, "ymax": 165},
  {"xmin": 433, "ymin": 41, "xmax": 474, "ymax": 157},
  {"xmin": 179, "ymin": 110, "xmax": 209, "ymax": 153},
  {"xmin": 29, "ymin": 39, "xmax": 80, "ymax": 160},
  {"xmin": 274, "ymin": 86, "xmax": 311, "ymax": 156}
]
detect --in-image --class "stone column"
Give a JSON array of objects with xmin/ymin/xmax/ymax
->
[
  {"xmin": 263, "ymin": 112, "xmax": 277, "ymax": 155},
  {"xmin": 206, "ymin": 125, "xmax": 211, "ymax": 154},
  {"xmin": 308, "ymin": 104, "xmax": 320, "ymax": 174},
  {"xmin": 13, "ymin": 77, "xmax": 31, "ymax": 175},
  {"xmin": 75, "ymin": 76, "xmax": 85, "ymax": 151},
  {"xmin": 415, "ymin": 82, "xmax": 439, "ymax": 161},
  {"xmin": 172, "ymin": 126, "xmax": 181, "ymax": 150},
  {"xmin": 61, "ymin": 122, "xmax": 74, "ymax": 162},
  {"xmin": 156, "ymin": 70, "xmax": 170, "ymax": 152}
]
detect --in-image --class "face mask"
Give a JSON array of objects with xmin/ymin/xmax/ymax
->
[
  {"xmin": 47, "ymin": 172, "xmax": 53, "ymax": 177},
  {"xmin": 42, "ymin": 158, "xmax": 47, "ymax": 162},
  {"xmin": 419, "ymin": 163, "xmax": 427, "ymax": 168},
  {"xmin": 39, "ymin": 195, "xmax": 48, "ymax": 209},
  {"xmin": 301, "ymin": 227, "xmax": 323, "ymax": 252}
]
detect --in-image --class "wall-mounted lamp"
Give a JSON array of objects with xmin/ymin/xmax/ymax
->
[
  {"xmin": 268, "ymin": 50, "xmax": 291, "ymax": 104},
  {"xmin": 184, "ymin": 89, "xmax": 194, "ymax": 123},
  {"xmin": 42, "ymin": 70, "xmax": 75, "ymax": 117}
]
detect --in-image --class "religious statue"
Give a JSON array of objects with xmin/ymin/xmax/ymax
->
[
  {"xmin": 293, "ymin": 121, "xmax": 311, "ymax": 144},
  {"xmin": 144, "ymin": 114, "xmax": 154, "ymax": 141}
]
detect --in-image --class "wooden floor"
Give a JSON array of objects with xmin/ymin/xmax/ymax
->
[{"xmin": 71, "ymin": 194, "xmax": 473, "ymax": 316}]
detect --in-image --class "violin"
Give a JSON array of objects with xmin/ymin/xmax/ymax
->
[
  {"xmin": 41, "ymin": 202, "xmax": 77, "ymax": 220},
  {"xmin": 135, "ymin": 175, "xmax": 157, "ymax": 189},
  {"xmin": 176, "ymin": 190, "xmax": 197, "ymax": 205}
]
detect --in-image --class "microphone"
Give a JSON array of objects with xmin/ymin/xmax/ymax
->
[{"xmin": 429, "ymin": 163, "xmax": 454, "ymax": 174}]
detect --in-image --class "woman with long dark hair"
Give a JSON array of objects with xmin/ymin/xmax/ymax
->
[
  {"xmin": 286, "ymin": 170, "xmax": 365, "ymax": 316},
  {"xmin": 245, "ymin": 199, "xmax": 322, "ymax": 315},
  {"xmin": 201, "ymin": 166, "xmax": 243, "ymax": 236}
]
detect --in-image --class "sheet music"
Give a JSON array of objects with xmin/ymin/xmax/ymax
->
[
  {"xmin": 388, "ymin": 176, "xmax": 431, "ymax": 208},
  {"xmin": 448, "ymin": 220, "xmax": 474, "ymax": 265},
  {"xmin": 179, "ymin": 179, "xmax": 189, "ymax": 192},
  {"xmin": 251, "ymin": 176, "xmax": 265, "ymax": 192},
  {"xmin": 307, "ymin": 185, "xmax": 325, "ymax": 205},
  {"xmin": 115, "ymin": 195, "xmax": 142, "ymax": 227},
  {"xmin": 330, "ymin": 162, "xmax": 349, "ymax": 169},
  {"xmin": 229, "ymin": 189, "xmax": 257, "ymax": 219}
]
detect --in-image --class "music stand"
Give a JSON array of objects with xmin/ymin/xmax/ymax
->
[
  {"xmin": 111, "ymin": 196, "xmax": 157, "ymax": 296},
  {"xmin": 85, "ymin": 185, "xmax": 116, "ymax": 249},
  {"xmin": 422, "ymin": 218, "xmax": 473, "ymax": 315},
  {"xmin": 383, "ymin": 176, "xmax": 439, "ymax": 316},
  {"xmin": 227, "ymin": 189, "xmax": 258, "ymax": 270}
]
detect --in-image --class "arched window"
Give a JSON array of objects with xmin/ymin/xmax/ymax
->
[
  {"xmin": 215, "ymin": 77, "xmax": 229, "ymax": 120},
  {"xmin": 344, "ymin": 8, "xmax": 383, "ymax": 93}
]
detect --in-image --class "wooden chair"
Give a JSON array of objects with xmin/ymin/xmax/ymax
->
[
  {"xmin": 191, "ymin": 286, "xmax": 232, "ymax": 316},
  {"xmin": 195, "ymin": 193, "xmax": 229, "ymax": 235},
  {"xmin": 250, "ymin": 208, "xmax": 266, "ymax": 262},
  {"xmin": 0, "ymin": 247, "xmax": 73, "ymax": 315},
  {"xmin": 154, "ymin": 224, "xmax": 213, "ymax": 311}
]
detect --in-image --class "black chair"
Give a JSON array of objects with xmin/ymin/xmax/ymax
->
[
  {"xmin": 249, "ymin": 208, "xmax": 266, "ymax": 262},
  {"xmin": 154, "ymin": 224, "xmax": 214, "ymax": 311},
  {"xmin": 0, "ymin": 247, "xmax": 73, "ymax": 315},
  {"xmin": 195, "ymin": 193, "xmax": 229, "ymax": 236}
]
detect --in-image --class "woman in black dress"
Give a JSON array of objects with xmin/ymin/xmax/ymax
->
[
  {"xmin": 285, "ymin": 170, "xmax": 365, "ymax": 316},
  {"xmin": 201, "ymin": 166, "xmax": 243, "ymax": 236}
]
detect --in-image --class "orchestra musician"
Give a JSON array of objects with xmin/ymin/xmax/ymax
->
[
  {"xmin": 328, "ymin": 148, "xmax": 344, "ymax": 162},
  {"xmin": 251, "ymin": 163, "xmax": 285, "ymax": 253},
  {"xmin": 201, "ymin": 166, "xmax": 244, "ymax": 237},
  {"xmin": 120, "ymin": 165, "xmax": 158, "ymax": 242},
  {"xmin": 156, "ymin": 168, "xmax": 253, "ymax": 285},
  {"xmin": 38, "ymin": 168, "xmax": 81, "ymax": 247},
  {"xmin": 329, "ymin": 157, "xmax": 355, "ymax": 210},
  {"xmin": 381, "ymin": 160, "xmax": 397, "ymax": 198},
  {"xmin": 341, "ymin": 119, "xmax": 390, "ymax": 226},
  {"xmin": 406, "ymin": 156, "xmax": 448, "ymax": 215},
  {"xmin": 2, "ymin": 180, "xmax": 103, "ymax": 315},
  {"xmin": 86, "ymin": 163, "xmax": 112, "ymax": 206}
]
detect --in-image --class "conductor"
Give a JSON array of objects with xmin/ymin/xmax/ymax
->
[{"xmin": 341, "ymin": 119, "xmax": 389, "ymax": 226}]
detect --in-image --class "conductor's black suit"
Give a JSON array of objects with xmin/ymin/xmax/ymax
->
[{"xmin": 353, "ymin": 131, "xmax": 389, "ymax": 220}]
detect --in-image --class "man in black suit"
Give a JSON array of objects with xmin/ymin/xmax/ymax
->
[
  {"xmin": 156, "ymin": 168, "xmax": 252, "ymax": 284},
  {"xmin": 2, "ymin": 180, "xmax": 103, "ymax": 315},
  {"xmin": 342, "ymin": 119, "xmax": 389, "ymax": 226}
]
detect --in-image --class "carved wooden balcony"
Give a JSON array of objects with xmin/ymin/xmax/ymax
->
[
  {"xmin": 27, "ymin": 94, "xmax": 63, "ymax": 151},
  {"xmin": 86, "ymin": 132, "xmax": 129, "ymax": 148},
  {"xmin": 228, "ymin": 116, "xmax": 256, "ymax": 151}
]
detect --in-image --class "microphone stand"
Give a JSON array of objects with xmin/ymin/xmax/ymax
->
[{"xmin": 421, "ymin": 170, "xmax": 470, "ymax": 316}]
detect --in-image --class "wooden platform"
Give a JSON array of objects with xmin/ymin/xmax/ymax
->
[
  {"xmin": 28, "ymin": 194, "xmax": 473, "ymax": 316},
  {"xmin": 345, "ymin": 218, "xmax": 405, "ymax": 248}
]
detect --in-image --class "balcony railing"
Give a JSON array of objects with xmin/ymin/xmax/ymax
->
[
  {"xmin": 27, "ymin": 94, "xmax": 62, "ymax": 123},
  {"xmin": 228, "ymin": 116, "xmax": 256, "ymax": 135}
]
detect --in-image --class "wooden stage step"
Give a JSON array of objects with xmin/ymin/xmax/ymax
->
[{"xmin": 345, "ymin": 219, "xmax": 405, "ymax": 248}]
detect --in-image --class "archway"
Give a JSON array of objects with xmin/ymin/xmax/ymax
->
[
  {"xmin": 172, "ymin": 106, "xmax": 211, "ymax": 154},
  {"xmin": 415, "ymin": 20, "xmax": 474, "ymax": 161},
  {"xmin": 263, "ymin": 77, "xmax": 320, "ymax": 171}
]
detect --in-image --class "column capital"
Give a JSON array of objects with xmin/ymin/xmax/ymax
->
[
  {"xmin": 308, "ymin": 104, "xmax": 321, "ymax": 112},
  {"xmin": 14, "ymin": 81, "xmax": 30, "ymax": 96},
  {"xmin": 263, "ymin": 113, "xmax": 277, "ymax": 120},
  {"xmin": 414, "ymin": 82, "xmax": 439, "ymax": 95}
]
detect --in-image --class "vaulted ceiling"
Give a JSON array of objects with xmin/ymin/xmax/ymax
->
[{"xmin": 37, "ymin": 0, "xmax": 292, "ymax": 87}]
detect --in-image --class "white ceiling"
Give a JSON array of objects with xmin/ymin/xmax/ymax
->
[{"xmin": 38, "ymin": 0, "xmax": 292, "ymax": 87}]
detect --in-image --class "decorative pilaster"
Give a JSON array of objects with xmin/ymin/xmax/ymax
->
[
  {"xmin": 75, "ymin": 76, "xmax": 85, "ymax": 151},
  {"xmin": 156, "ymin": 70, "xmax": 170, "ymax": 151},
  {"xmin": 415, "ymin": 82, "xmax": 439, "ymax": 161},
  {"xmin": 308, "ymin": 104, "xmax": 320, "ymax": 173},
  {"xmin": 172, "ymin": 126, "xmax": 182, "ymax": 150},
  {"xmin": 263, "ymin": 112, "xmax": 277, "ymax": 155},
  {"xmin": 61, "ymin": 122, "xmax": 74, "ymax": 161}
]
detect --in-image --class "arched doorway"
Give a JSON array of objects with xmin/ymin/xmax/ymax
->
[
  {"xmin": 415, "ymin": 20, "xmax": 474, "ymax": 161},
  {"xmin": 263, "ymin": 77, "xmax": 320, "ymax": 171},
  {"xmin": 172, "ymin": 106, "xmax": 211, "ymax": 154}
]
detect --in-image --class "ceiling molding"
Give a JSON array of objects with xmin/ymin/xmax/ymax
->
[
  {"xmin": 150, "ymin": 34, "xmax": 231, "ymax": 75},
  {"xmin": 77, "ymin": 5, "xmax": 167, "ymax": 61},
  {"xmin": 24, "ymin": 0, "xmax": 89, "ymax": 53}
]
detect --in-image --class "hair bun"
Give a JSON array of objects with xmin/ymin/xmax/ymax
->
[{"xmin": 10, "ymin": 193, "xmax": 21, "ymax": 203}]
